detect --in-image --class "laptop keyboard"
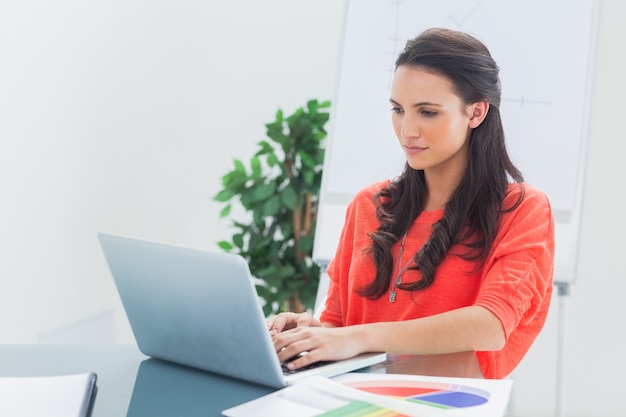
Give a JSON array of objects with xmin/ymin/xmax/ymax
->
[
  {"xmin": 281, "ymin": 359, "xmax": 333, "ymax": 375},
  {"xmin": 281, "ymin": 353, "xmax": 333, "ymax": 375}
]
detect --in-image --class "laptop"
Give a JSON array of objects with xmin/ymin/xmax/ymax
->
[{"xmin": 98, "ymin": 233, "xmax": 386, "ymax": 389}]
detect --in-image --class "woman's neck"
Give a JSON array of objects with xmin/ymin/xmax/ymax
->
[{"xmin": 423, "ymin": 166, "xmax": 466, "ymax": 211}]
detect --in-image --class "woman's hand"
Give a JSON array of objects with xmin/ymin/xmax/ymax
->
[
  {"xmin": 272, "ymin": 325, "xmax": 366, "ymax": 371},
  {"xmin": 266, "ymin": 312, "xmax": 321, "ymax": 336}
]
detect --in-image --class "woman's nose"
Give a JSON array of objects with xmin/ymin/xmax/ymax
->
[{"xmin": 400, "ymin": 114, "xmax": 420, "ymax": 138}]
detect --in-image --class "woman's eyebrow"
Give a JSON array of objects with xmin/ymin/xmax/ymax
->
[{"xmin": 389, "ymin": 98, "xmax": 443, "ymax": 108}]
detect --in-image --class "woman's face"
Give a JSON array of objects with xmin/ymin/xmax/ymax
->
[{"xmin": 390, "ymin": 65, "xmax": 478, "ymax": 177}]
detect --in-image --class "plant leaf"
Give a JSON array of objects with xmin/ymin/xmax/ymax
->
[
  {"xmin": 214, "ymin": 189, "xmax": 234, "ymax": 202},
  {"xmin": 233, "ymin": 159, "xmax": 246, "ymax": 175},
  {"xmin": 253, "ymin": 210, "xmax": 265, "ymax": 228},
  {"xmin": 251, "ymin": 156, "xmax": 262, "ymax": 179},
  {"xmin": 255, "ymin": 140, "xmax": 273, "ymax": 156},
  {"xmin": 252, "ymin": 182, "xmax": 276, "ymax": 202},
  {"xmin": 263, "ymin": 194, "xmax": 281, "ymax": 217},
  {"xmin": 219, "ymin": 204, "xmax": 231, "ymax": 218},
  {"xmin": 299, "ymin": 151, "xmax": 316, "ymax": 169},
  {"xmin": 280, "ymin": 186, "xmax": 298, "ymax": 210},
  {"xmin": 233, "ymin": 233, "xmax": 244, "ymax": 249},
  {"xmin": 267, "ymin": 152, "xmax": 278, "ymax": 167},
  {"xmin": 217, "ymin": 240, "xmax": 233, "ymax": 251}
]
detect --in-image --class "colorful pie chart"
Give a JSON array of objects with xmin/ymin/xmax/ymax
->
[{"xmin": 344, "ymin": 378, "xmax": 490, "ymax": 409}]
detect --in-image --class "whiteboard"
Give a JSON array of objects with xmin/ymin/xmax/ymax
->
[{"xmin": 314, "ymin": 0, "xmax": 598, "ymax": 285}]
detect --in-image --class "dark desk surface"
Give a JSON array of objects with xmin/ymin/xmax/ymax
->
[{"xmin": 0, "ymin": 345, "xmax": 482, "ymax": 417}]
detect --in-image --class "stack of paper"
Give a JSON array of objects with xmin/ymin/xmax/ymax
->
[{"xmin": 0, "ymin": 373, "xmax": 97, "ymax": 417}]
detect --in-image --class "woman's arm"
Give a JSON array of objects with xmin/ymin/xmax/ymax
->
[
  {"xmin": 361, "ymin": 305, "xmax": 505, "ymax": 353},
  {"xmin": 273, "ymin": 305, "xmax": 505, "ymax": 370}
]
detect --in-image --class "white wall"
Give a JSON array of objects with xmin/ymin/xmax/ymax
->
[
  {"xmin": 1, "ymin": 1, "xmax": 624, "ymax": 417},
  {"xmin": 0, "ymin": 0, "xmax": 346, "ymax": 343}
]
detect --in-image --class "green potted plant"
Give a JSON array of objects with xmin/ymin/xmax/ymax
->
[{"xmin": 214, "ymin": 99, "xmax": 331, "ymax": 316}]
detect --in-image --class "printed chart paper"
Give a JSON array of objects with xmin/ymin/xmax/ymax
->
[{"xmin": 222, "ymin": 373, "xmax": 512, "ymax": 417}]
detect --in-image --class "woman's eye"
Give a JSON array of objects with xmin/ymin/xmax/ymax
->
[
  {"xmin": 390, "ymin": 107, "xmax": 403, "ymax": 114},
  {"xmin": 420, "ymin": 110, "xmax": 437, "ymax": 117}
]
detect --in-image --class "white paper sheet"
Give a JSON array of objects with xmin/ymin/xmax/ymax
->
[
  {"xmin": 0, "ymin": 373, "xmax": 97, "ymax": 417},
  {"xmin": 222, "ymin": 373, "xmax": 513, "ymax": 417}
]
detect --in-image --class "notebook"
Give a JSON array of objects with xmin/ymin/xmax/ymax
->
[
  {"xmin": 0, "ymin": 372, "xmax": 97, "ymax": 417},
  {"xmin": 98, "ymin": 233, "xmax": 386, "ymax": 389}
]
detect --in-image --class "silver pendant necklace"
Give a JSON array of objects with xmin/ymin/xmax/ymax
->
[{"xmin": 389, "ymin": 232, "xmax": 414, "ymax": 303}]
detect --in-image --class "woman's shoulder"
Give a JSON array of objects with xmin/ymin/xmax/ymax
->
[
  {"xmin": 352, "ymin": 180, "xmax": 392, "ymax": 203},
  {"xmin": 504, "ymin": 182, "xmax": 552, "ymax": 215},
  {"xmin": 338, "ymin": 180, "xmax": 391, "ymax": 231},
  {"xmin": 343, "ymin": 180, "xmax": 393, "ymax": 221}
]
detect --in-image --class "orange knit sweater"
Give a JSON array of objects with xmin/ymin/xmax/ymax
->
[{"xmin": 319, "ymin": 181, "xmax": 554, "ymax": 379}]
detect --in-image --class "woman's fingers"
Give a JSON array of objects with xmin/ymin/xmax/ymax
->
[
  {"xmin": 267, "ymin": 312, "xmax": 320, "ymax": 335},
  {"xmin": 274, "ymin": 329, "xmax": 323, "ymax": 368},
  {"xmin": 273, "ymin": 326, "xmax": 359, "ymax": 371}
]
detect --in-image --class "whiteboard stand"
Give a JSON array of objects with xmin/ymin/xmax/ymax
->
[
  {"xmin": 554, "ymin": 281, "xmax": 571, "ymax": 417},
  {"xmin": 313, "ymin": 263, "xmax": 330, "ymax": 319}
]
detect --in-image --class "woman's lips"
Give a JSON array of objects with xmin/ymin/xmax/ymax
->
[{"xmin": 404, "ymin": 144, "xmax": 426, "ymax": 154}]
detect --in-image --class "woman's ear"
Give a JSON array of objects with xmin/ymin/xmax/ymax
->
[{"xmin": 468, "ymin": 101, "xmax": 489, "ymax": 128}]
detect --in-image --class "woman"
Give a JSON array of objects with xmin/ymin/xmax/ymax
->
[{"xmin": 269, "ymin": 28, "xmax": 554, "ymax": 379}]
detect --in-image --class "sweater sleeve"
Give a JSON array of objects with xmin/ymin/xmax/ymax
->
[{"xmin": 474, "ymin": 185, "xmax": 555, "ymax": 340}]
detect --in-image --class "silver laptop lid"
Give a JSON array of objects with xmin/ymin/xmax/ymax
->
[{"xmin": 98, "ymin": 233, "xmax": 289, "ymax": 388}]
